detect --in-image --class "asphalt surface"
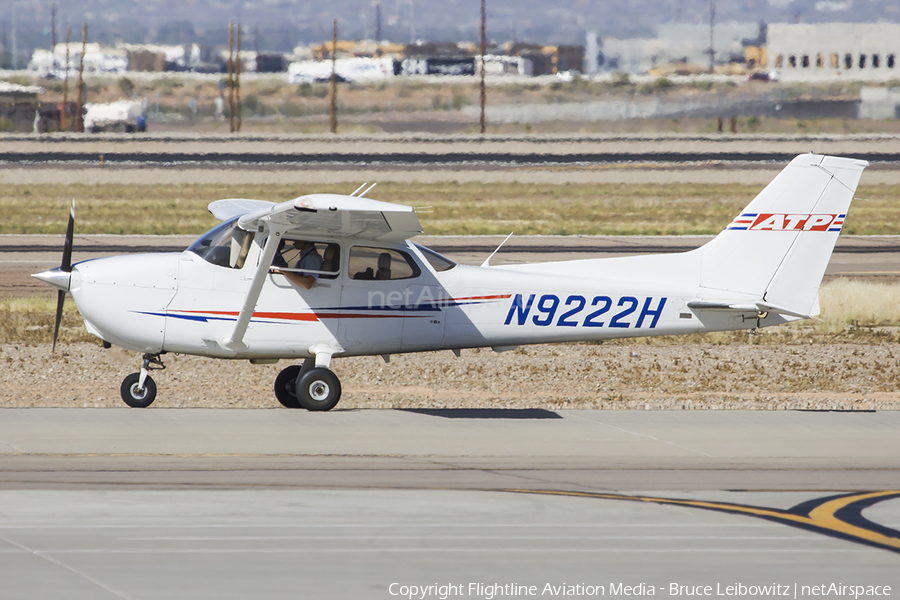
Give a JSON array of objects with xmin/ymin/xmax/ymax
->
[
  {"xmin": 4, "ymin": 133, "xmax": 900, "ymax": 166},
  {"xmin": 1, "ymin": 409, "xmax": 899, "ymax": 490},
  {"xmin": 0, "ymin": 409, "xmax": 898, "ymax": 599}
]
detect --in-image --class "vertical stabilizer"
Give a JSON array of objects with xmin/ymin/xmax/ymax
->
[{"xmin": 695, "ymin": 154, "xmax": 867, "ymax": 317}]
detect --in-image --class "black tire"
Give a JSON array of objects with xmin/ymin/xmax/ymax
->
[
  {"xmin": 295, "ymin": 368, "xmax": 341, "ymax": 412},
  {"xmin": 120, "ymin": 373, "xmax": 157, "ymax": 408},
  {"xmin": 274, "ymin": 365, "xmax": 302, "ymax": 408}
]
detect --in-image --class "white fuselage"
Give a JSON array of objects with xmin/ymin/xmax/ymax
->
[{"xmin": 68, "ymin": 233, "xmax": 791, "ymax": 360}]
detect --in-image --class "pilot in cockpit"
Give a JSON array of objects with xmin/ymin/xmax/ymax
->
[{"xmin": 270, "ymin": 240, "xmax": 323, "ymax": 290}]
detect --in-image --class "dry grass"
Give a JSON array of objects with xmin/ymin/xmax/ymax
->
[
  {"xmin": 2, "ymin": 182, "xmax": 899, "ymax": 236},
  {"xmin": 0, "ymin": 298, "xmax": 95, "ymax": 345},
  {"xmin": 818, "ymin": 278, "xmax": 900, "ymax": 332},
  {"xmin": 3, "ymin": 279, "xmax": 898, "ymax": 346}
]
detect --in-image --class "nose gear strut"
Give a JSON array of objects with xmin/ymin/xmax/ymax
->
[{"xmin": 120, "ymin": 353, "xmax": 165, "ymax": 408}]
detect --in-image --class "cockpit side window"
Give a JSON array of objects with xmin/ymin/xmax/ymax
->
[
  {"xmin": 187, "ymin": 219, "xmax": 255, "ymax": 269},
  {"xmin": 272, "ymin": 240, "xmax": 340, "ymax": 279}
]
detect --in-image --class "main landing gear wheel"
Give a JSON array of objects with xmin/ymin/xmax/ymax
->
[
  {"xmin": 295, "ymin": 368, "xmax": 341, "ymax": 412},
  {"xmin": 273, "ymin": 365, "xmax": 302, "ymax": 409},
  {"xmin": 120, "ymin": 373, "xmax": 157, "ymax": 408}
]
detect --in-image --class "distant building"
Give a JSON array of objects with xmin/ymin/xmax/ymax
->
[
  {"xmin": 27, "ymin": 42, "xmax": 278, "ymax": 75},
  {"xmin": 859, "ymin": 87, "xmax": 900, "ymax": 119},
  {"xmin": 601, "ymin": 22, "xmax": 758, "ymax": 74},
  {"xmin": 0, "ymin": 82, "xmax": 62, "ymax": 133},
  {"xmin": 256, "ymin": 53, "xmax": 287, "ymax": 73},
  {"xmin": 767, "ymin": 23, "xmax": 900, "ymax": 81},
  {"xmin": 28, "ymin": 43, "xmax": 128, "ymax": 77}
]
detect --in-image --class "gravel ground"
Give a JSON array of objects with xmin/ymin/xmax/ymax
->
[{"xmin": 2, "ymin": 340, "xmax": 898, "ymax": 410}]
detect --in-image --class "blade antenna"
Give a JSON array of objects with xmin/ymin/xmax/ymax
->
[
  {"xmin": 481, "ymin": 232, "xmax": 514, "ymax": 268},
  {"xmin": 358, "ymin": 183, "xmax": 377, "ymax": 197},
  {"xmin": 349, "ymin": 183, "xmax": 367, "ymax": 197},
  {"xmin": 53, "ymin": 199, "xmax": 75, "ymax": 352}
]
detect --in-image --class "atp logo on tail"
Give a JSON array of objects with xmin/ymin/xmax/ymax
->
[{"xmin": 727, "ymin": 213, "xmax": 845, "ymax": 232}]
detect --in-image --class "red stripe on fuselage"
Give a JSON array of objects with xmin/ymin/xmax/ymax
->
[
  {"xmin": 171, "ymin": 294, "xmax": 511, "ymax": 323},
  {"xmin": 172, "ymin": 309, "xmax": 319, "ymax": 322},
  {"xmin": 450, "ymin": 294, "xmax": 512, "ymax": 301}
]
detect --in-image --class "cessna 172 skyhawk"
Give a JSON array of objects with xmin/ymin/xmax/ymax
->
[{"xmin": 33, "ymin": 153, "xmax": 866, "ymax": 410}]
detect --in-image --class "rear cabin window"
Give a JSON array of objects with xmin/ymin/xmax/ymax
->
[
  {"xmin": 349, "ymin": 247, "xmax": 420, "ymax": 281},
  {"xmin": 415, "ymin": 244, "xmax": 458, "ymax": 272}
]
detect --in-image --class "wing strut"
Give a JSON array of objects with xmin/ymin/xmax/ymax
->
[{"xmin": 221, "ymin": 223, "xmax": 289, "ymax": 352}]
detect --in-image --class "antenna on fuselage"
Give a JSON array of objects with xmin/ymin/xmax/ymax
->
[
  {"xmin": 358, "ymin": 183, "xmax": 377, "ymax": 197},
  {"xmin": 349, "ymin": 183, "xmax": 367, "ymax": 196},
  {"xmin": 481, "ymin": 232, "xmax": 514, "ymax": 268}
]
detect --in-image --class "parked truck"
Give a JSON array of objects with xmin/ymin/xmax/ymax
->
[{"xmin": 84, "ymin": 100, "xmax": 146, "ymax": 133}]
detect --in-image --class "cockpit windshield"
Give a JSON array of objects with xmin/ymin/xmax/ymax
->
[
  {"xmin": 187, "ymin": 218, "xmax": 255, "ymax": 269},
  {"xmin": 414, "ymin": 243, "xmax": 457, "ymax": 272}
]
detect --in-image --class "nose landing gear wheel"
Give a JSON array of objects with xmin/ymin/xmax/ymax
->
[
  {"xmin": 295, "ymin": 368, "xmax": 341, "ymax": 411},
  {"xmin": 273, "ymin": 365, "xmax": 302, "ymax": 409},
  {"xmin": 120, "ymin": 373, "xmax": 157, "ymax": 408}
]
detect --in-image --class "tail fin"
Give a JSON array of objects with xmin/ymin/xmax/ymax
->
[{"xmin": 696, "ymin": 153, "xmax": 868, "ymax": 318}]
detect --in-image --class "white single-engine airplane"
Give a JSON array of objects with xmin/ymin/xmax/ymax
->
[{"xmin": 33, "ymin": 154, "xmax": 866, "ymax": 410}]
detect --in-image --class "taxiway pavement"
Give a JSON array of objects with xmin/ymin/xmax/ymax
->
[
  {"xmin": 0, "ymin": 409, "xmax": 898, "ymax": 599},
  {"xmin": 1, "ymin": 409, "xmax": 899, "ymax": 491}
]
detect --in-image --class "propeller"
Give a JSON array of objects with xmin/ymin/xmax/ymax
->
[{"xmin": 51, "ymin": 199, "xmax": 75, "ymax": 352}]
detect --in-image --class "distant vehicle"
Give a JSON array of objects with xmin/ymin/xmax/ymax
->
[
  {"xmin": 748, "ymin": 70, "xmax": 779, "ymax": 82},
  {"xmin": 84, "ymin": 100, "xmax": 146, "ymax": 133},
  {"xmin": 34, "ymin": 155, "xmax": 866, "ymax": 410},
  {"xmin": 288, "ymin": 57, "xmax": 393, "ymax": 84}
]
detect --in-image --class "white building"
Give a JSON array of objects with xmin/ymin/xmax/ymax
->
[
  {"xmin": 28, "ymin": 43, "xmax": 128, "ymax": 77},
  {"xmin": 859, "ymin": 87, "xmax": 900, "ymax": 119},
  {"xmin": 602, "ymin": 22, "xmax": 759, "ymax": 74},
  {"xmin": 767, "ymin": 23, "xmax": 900, "ymax": 81}
]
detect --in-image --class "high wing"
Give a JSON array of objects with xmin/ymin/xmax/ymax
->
[
  {"xmin": 213, "ymin": 193, "xmax": 422, "ymax": 352},
  {"xmin": 208, "ymin": 194, "xmax": 423, "ymax": 242},
  {"xmin": 208, "ymin": 199, "xmax": 277, "ymax": 222}
]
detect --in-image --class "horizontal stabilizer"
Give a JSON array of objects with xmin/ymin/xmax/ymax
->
[
  {"xmin": 686, "ymin": 301, "xmax": 757, "ymax": 312},
  {"xmin": 687, "ymin": 300, "xmax": 812, "ymax": 319}
]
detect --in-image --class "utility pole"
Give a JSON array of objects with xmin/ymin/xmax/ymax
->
[
  {"xmin": 235, "ymin": 23, "xmax": 242, "ymax": 132},
  {"xmin": 11, "ymin": 0, "xmax": 17, "ymax": 69},
  {"xmin": 330, "ymin": 18, "xmax": 338, "ymax": 134},
  {"xmin": 61, "ymin": 26, "xmax": 70, "ymax": 131},
  {"xmin": 228, "ymin": 22, "xmax": 235, "ymax": 132},
  {"xmin": 76, "ymin": 23, "xmax": 86, "ymax": 133},
  {"xmin": 708, "ymin": 2, "xmax": 715, "ymax": 74},
  {"xmin": 479, "ymin": 0, "xmax": 486, "ymax": 134},
  {"xmin": 51, "ymin": 4, "xmax": 56, "ymax": 69},
  {"xmin": 375, "ymin": 3, "xmax": 381, "ymax": 43}
]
